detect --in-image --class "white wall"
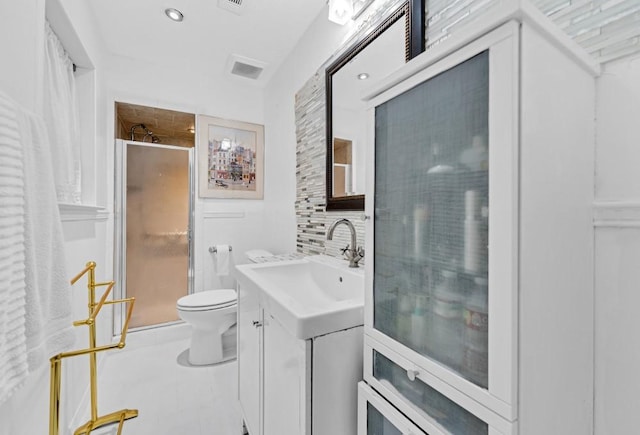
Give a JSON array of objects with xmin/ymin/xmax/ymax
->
[
  {"xmin": 262, "ymin": 10, "xmax": 357, "ymax": 251},
  {"xmin": 102, "ymin": 52, "xmax": 292, "ymax": 294},
  {"xmin": 0, "ymin": 0, "xmax": 45, "ymax": 112},
  {"xmin": 594, "ymin": 53, "xmax": 640, "ymax": 434}
]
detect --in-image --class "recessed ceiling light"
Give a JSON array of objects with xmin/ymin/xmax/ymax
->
[
  {"xmin": 165, "ymin": 8, "xmax": 184, "ymax": 22},
  {"xmin": 357, "ymin": 73, "xmax": 369, "ymax": 80}
]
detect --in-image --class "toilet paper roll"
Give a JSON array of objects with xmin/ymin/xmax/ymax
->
[{"xmin": 215, "ymin": 244, "xmax": 230, "ymax": 276}]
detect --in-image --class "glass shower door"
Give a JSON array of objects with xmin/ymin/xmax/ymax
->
[
  {"xmin": 121, "ymin": 142, "xmax": 192, "ymax": 329},
  {"xmin": 373, "ymin": 51, "xmax": 489, "ymax": 388}
]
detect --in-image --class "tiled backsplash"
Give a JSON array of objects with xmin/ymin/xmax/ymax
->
[{"xmin": 295, "ymin": 72, "xmax": 366, "ymax": 258}]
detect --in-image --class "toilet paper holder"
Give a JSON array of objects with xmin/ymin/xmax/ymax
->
[{"xmin": 209, "ymin": 245, "xmax": 233, "ymax": 253}]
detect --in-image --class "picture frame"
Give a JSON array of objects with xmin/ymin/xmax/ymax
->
[{"xmin": 197, "ymin": 115, "xmax": 264, "ymax": 199}]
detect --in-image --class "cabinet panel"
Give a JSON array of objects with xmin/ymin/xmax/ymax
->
[
  {"xmin": 373, "ymin": 348, "xmax": 487, "ymax": 434},
  {"xmin": 263, "ymin": 313, "xmax": 310, "ymax": 435},
  {"xmin": 358, "ymin": 382, "xmax": 429, "ymax": 435},
  {"xmin": 367, "ymin": 403, "xmax": 404, "ymax": 435},
  {"xmin": 364, "ymin": 337, "xmax": 514, "ymax": 435},
  {"xmin": 312, "ymin": 326, "xmax": 363, "ymax": 435},
  {"xmin": 238, "ymin": 283, "xmax": 262, "ymax": 435}
]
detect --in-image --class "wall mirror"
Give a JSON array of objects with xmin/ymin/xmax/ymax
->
[{"xmin": 325, "ymin": 0, "xmax": 424, "ymax": 210}]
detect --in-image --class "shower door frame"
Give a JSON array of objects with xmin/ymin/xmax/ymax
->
[{"xmin": 114, "ymin": 139, "xmax": 195, "ymax": 335}]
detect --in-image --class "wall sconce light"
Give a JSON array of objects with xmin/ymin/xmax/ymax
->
[{"xmin": 328, "ymin": 0, "xmax": 354, "ymax": 25}]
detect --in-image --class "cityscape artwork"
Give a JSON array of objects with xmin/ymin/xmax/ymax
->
[{"xmin": 197, "ymin": 115, "xmax": 264, "ymax": 199}]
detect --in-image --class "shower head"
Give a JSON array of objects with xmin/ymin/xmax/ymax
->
[{"xmin": 130, "ymin": 123, "xmax": 148, "ymax": 140}]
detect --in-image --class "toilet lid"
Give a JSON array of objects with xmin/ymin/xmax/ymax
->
[{"xmin": 177, "ymin": 289, "xmax": 236, "ymax": 309}]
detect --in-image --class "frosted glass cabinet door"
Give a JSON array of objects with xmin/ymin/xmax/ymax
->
[
  {"xmin": 373, "ymin": 51, "xmax": 490, "ymax": 388},
  {"xmin": 358, "ymin": 382, "xmax": 428, "ymax": 435}
]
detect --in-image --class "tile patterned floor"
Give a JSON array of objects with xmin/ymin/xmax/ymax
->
[{"xmin": 86, "ymin": 329, "xmax": 241, "ymax": 435}]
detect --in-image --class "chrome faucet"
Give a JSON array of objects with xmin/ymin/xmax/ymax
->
[{"xmin": 327, "ymin": 218, "xmax": 364, "ymax": 268}]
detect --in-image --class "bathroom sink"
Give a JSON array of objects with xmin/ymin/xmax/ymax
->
[{"xmin": 236, "ymin": 255, "xmax": 364, "ymax": 339}]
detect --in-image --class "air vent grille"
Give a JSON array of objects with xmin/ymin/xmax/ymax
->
[
  {"xmin": 231, "ymin": 61, "xmax": 263, "ymax": 80},
  {"xmin": 218, "ymin": 0, "xmax": 245, "ymax": 15}
]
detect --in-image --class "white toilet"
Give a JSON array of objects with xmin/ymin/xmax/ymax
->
[{"xmin": 176, "ymin": 249, "xmax": 273, "ymax": 365}]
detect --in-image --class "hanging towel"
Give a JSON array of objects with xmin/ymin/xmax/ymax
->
[
  {"xmin": 0, "ymin": 92, "xmax": 28, "ymax": 406},
  {"xmin": 17, "ymin": 104, "xmax": 74, "ymax": 372}
]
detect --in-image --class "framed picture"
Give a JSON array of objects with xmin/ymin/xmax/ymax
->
[{"xmin": 197, "ymin": 115, "xmax": 264, "ymax": 199}]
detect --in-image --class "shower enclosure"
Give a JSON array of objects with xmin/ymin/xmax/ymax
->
[{"xmin": 115, "ymin": 140, "xmax": 194, "ymax": 332}]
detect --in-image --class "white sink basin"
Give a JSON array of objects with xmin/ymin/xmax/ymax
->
[{"xmin": 236, "ymin": 255, "xmax": 364, "ymax": 339}]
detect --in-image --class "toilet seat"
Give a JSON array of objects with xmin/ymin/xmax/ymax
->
[{"xmin": 177, "ymin": 289, "xmax": 237, "ymax": 311}]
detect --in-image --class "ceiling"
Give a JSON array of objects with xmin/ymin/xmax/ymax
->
[{"xmin": 87, "ymin": 0, "xmax": 326, "ymax": 87}]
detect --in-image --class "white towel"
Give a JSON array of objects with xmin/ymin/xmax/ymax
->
[
  {"xmin": 17, "ymin": 105, "xmax": 74, "ymax": 372},
  {"xmin": 0, "ymin": 92, "xmax": 28, "ymax": 405}
]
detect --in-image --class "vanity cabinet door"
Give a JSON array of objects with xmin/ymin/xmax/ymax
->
[
  {"xmin": 237, "ymin": 283, "xmax": 262, "ymax": 435},
  {"xmin": 365, "ymin": 22, "xmax": 519, "ymax": 420},
  {"xmin": 263, "ymin": 313, "xmax": 311, "ymax": 435}
]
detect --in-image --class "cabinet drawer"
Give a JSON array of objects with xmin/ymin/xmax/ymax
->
[
  {"xmin": 359, "ymin": 382, "xmax": 429, "ymax": 435},
  {"xmin": 364, "ymin": 336, "xmax": 515, "ymax": 435}
]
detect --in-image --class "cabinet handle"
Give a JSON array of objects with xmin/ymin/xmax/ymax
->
[
  {"xmin": 406, "ymin": 369, "xmax": 419, "ymax": 382},
  {"xmin": 252, "ymin": 320, "xmax": 263, "ymax": 328}
]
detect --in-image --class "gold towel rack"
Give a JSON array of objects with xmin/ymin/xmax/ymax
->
[{"xmin": 49, "ymin": 261, "xmax": 138, "ymax": 435}]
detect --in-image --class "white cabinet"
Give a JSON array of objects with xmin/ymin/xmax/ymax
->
[
  {"xmin": 237, "ymin": 277, "xmax": 262, "ymax": 435},
  {"xmin": 362, "ymin": 7, "xmax": 597, "ymax": 435},
  {"xmin": 263, "ymin": 312, "xmax": 311, "ymax": 435},
  {"xmin": 237, "ymin": 279, "xmax": 363, "ymax": 435}
]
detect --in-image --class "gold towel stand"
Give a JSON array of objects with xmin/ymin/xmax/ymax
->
[{"xmin": 49, "ymin": 261, "xmax": 138, "ymax": 435}]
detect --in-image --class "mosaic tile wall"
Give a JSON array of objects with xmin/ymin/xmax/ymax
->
[
  {"xmin": 533, "ymin": 0, "xmax": 640, "ymax": 63},
  {"xmin": 295, "ymin": 72, "xmax": 365, "ymax": 258},
  {"xmin": 425, "ymin": 0, "xmax": 640, "ymax": 63}
]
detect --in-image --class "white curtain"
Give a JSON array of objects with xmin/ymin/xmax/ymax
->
[{"xmin": 43, "ymin": 21, "xmax": 81, "ymax": 204}]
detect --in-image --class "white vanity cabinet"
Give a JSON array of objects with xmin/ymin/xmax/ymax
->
[
  {"xmin": 237, "ymin": 277, "xmax": 364, "ymax": 435},
  {"xmin": 361, "ymin": 6, "xmax": 597, "ymax": 435}
]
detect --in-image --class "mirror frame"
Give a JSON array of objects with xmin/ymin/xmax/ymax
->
[{"xmin": 325, "ymin": 0, "xmax": 425, "ymax": 211}]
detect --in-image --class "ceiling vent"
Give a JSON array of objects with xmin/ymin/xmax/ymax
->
[
  {"xmin": 218, "ymin": 0, "xmax": 245, "ymax": 15},
  {"xmin": 227, "ymin": 54, "xmax": 266, "ymax": 81}
]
